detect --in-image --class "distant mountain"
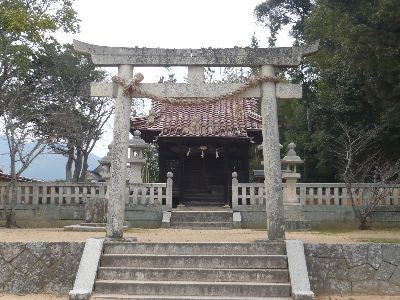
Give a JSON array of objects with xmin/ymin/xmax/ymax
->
[{"xmin": 0, "ymin": 137, "xmax": 100, "ymax": 181}]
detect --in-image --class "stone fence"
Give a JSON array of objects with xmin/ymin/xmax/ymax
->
[
  {"xmin": 0, "ymin": 181, "xmax": 172, "ymax": 209},
  {"xmin": 0, "ymin": 179, "xmax": 172, "ymax": 227},
  {"xmin": 1, "ymin": 179, "xmax": 399, "ymax": 228},
  {"xmin": 298, "ymin": 183, "xmax": 400, "ymax": 206},
  {"xmin": 232, "ymin": 178, "xmax": 400, "ymax": 228},
  {"xmin": 232, "ymin": 181, "xmax": 400, "ymax": 209}
]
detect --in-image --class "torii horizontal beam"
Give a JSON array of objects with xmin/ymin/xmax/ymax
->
[
  {"xmin": 74, "ymin": 40, "xmax": 319, "ymax": 67},
  {"xmin": 91, "ymin": 82, "xmax": 302, "ymax": 99}
]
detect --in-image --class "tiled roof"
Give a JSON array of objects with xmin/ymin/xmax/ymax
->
[
  {"xmin": 131, "ymin": 98, "xmax": 262, "ymax": 138},
  {"xmin": 0, "ymin": 172, "xmax": 41, "ymax": 182}
]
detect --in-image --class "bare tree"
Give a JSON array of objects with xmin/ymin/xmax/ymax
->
[
  {"xmin": 0, "ymin": 82, "xmax": 48, "ymax": 227},
  {"xmin": 45, "ymin": 97, "xmax": 113, "ymax": 182},
  {"xmin": 333, "ymin": 122, "xmax": 400, "ymax": 229}
]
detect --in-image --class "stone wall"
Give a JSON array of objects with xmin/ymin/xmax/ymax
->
[
  {"xmin": 0, "ymin": 205, "xmax": 163, "ymax": 228},
  {"xmin": 237, "ymin": 205, "xmax": 400, "ymax": 229},
  {"xmin": 0, "ymin": 205, "xmax": 84, "ymax": 227},
  {"xmin": 0, "ymin": 242, "xmax": 84, "ymax": 294},
  {"xmin": 304, "ymin": 243, "xmax": 400, "ymax": 295},
  {"xmin": 303, "ymin": 206, "xmax": 400, "ymax": 228},
  {"xmin": 1, "ymin": 241, "xmax": 400, "ymax": 296},
  {"xmin": 1, "ymin": 203, "xmax": 399, "ymax": 229}
]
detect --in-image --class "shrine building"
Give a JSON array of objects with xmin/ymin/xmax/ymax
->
[{"xmin": 131, "ymin": 97, "xmax": 262, "ymax": 207}]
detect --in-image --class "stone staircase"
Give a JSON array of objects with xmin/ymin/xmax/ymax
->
[
  {"xmin": 170, "ymin": 209, "xmax": 234, "ymax": 229},
  {"xmin": 90, "ymin": 242, "xmax": 292, "ymax": 300}
]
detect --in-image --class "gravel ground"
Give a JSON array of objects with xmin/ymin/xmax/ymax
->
[
  {"xmin": 0, "ymin": 227, "xmax": 399, "ymax": 243},
  {"xmin": 0, "ymin": 295, "xmax": 66, "ymax": 300}
]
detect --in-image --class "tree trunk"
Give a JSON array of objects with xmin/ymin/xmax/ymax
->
[
  {"xmin": 5, "ymin": 188, "xmax": 17, "ymax": 228},
  {"xmin": 72, "ymin": 148, "xmax": 83, "ymax": 182},
  {"xmin": 359, "ymin": 218, "xmax": 370, "ymax": 230},
  {"xmin": 6, "ymin": 152, "xmax": 17, "ymax": 228},
  {"xmin": 79, "ymin": 152, "xmax": 89, "ymax": 182},
  {"xmin": 66, "ymin": 146, "xmax": 74, "ymax": 182}
]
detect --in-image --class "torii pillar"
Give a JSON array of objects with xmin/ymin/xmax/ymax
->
[
  {"xmin": 261, "ymin": 64, "xmax": 284, "ymax": 239},
  {"xmin": 107, "ymin": 65, "xmax": 133, "ymax": 238},
  {"xmin": 74, "ymin": 40, "xmax": 318, "ymax": 239}
]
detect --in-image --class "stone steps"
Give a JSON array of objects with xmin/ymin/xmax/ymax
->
[
  {"xmin": 94, "ymin": 280, "xmax": 291, "ymax": 297},
  {"xmin": 98, "ymin": 267, "xmax": 289, "ymax": 282},
  {"xmin": 170, "ymin": 209, "xmax": 234, "ymax": 229},
  {"xmin": 91, "ymin": 242, "xmax": 291, "ymax": 299},
  {"xmin": 103, "ymin": 242, "xmax": 286, "ymax": 255},
  {"xmin": 173, "ymin": 205, "xmax": 231, "ymax": 211},
  {"xmin": 171, "ymin": 210, "xmax": 233, "ymax": 222},
  {"xmin": 100, "ymin": 254, "xmax": 288, "ymax": 269},
  {"xmin": 92, "ymin": 295, "xmax": 292, "ymax": 300},
  {"xmin": 64, "ymin": 222, "xmax": 129, "ymax": 232},
  {"xmin": 170, "ymin": 221, "xmax": 233, "ymax": 229}
]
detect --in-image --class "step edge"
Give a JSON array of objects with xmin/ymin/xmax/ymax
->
[
  {"xmin": 95, "ymin": 279, "xmax": 291, "ymax": 286},
  {"xmin": 101, "ymin": 254, "xmax": 288, "ymax": 258},
  {"xmin": 91, "ymin": 294, "xmax": 292, "ymax": 299},
  {"xmin": 91, "ymin": 293, "xmax": 293, "ymax": 300},
  {"xmin": 98, "ymin": 267, "xmax": 289, "ymax": 271}
]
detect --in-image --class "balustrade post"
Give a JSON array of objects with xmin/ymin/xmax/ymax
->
[
  {"xmin": 394, "ymin": 187, "xmax": 399, "ymax": 206},
  {"xmin": 232, "ymin": 172, "xmax": 239, "ymax": 210},
  {"xmin": 166, "ymin": 172, "xmax": 173, "ymax": 210},
  {"xmin": 0, "ymin": 186, "xmax": 3, "ymax": 206},
  {"xmin": 16, "ymin": 185, "xmax": 22, "ymax": 204},
  {"xmin": 299, "ymin": 185, "xmax": 306, "ymax": 205}
]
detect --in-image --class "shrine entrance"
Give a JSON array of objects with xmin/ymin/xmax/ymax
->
[
  {"xmin": 183, "ymin": 152, "xmax": 225, "ymax": 205},
  {"xmin": 74, "ymin": 39, "xmax": 318, "ymax": 239},
  {"xmin": 155, "ymin": 138, "xmax": 252, "ymax": 207},
  {"xmin": 133, "ymin": 98, "xmax": 258, "ymax": 208}
]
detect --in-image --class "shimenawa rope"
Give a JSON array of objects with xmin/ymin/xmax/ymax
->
[{"xmin": 112, "ymin": 73, "xmax": 279, "ymax": 106}]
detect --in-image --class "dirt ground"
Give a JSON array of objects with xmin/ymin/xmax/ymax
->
[
  {"xmin": 0, "ymin": 296, "xmax": 65, "ymax": 300},
  {"xmin": 317, "ymin": 297, "xmax": 400, "ymax": 300},
  {"xmin": 0, "ymin": 227, "xmax": 400, "ymax": 243}
]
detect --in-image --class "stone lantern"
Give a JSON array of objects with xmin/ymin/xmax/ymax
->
[
  {"xmin": 98, "ymin": 144, "xmax": 112, "ymax": 182},
  {"xmin": 281, "ymin": 142, "xmax": 304, "ymax": 203},
  {"xmin": 128, "ymin": 130, "xmax": 147, "ymax": 184}
]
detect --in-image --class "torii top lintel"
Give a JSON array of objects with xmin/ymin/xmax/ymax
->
[{"xmin": 73, "ymin": 40, "xmax": 319, "ymax": 68}]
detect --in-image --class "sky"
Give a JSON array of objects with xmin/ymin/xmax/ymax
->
[{"xmin": 58, "ymin": 0, "xmax": 292, "ymax": 157}]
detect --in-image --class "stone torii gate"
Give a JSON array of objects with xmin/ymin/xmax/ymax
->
[{"xmin": 74, "ymin": 40, "xmax": 318, "ymax": 240}]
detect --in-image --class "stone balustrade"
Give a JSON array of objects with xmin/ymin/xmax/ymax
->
[
  {"xmin": 233, "ymin": 183, "xmax": 267, "ymax": 208},
  {"xmin": 2, "ymin": 180, "xmax": 398, "ymax": 210},
  {"xmin": 128, "ymin": 183, "xmax": 171, "ymax": 209},
  {"xmin": 298, "ymin": 183, "xmax": 400, "ymax": 207},
  {"xmin": 232, "ymin": 178, "xmax": 400, "ymax": 210},
  {"xmin": 0, "ymin": 180, "xmax": 173, "ymax": 210}
]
